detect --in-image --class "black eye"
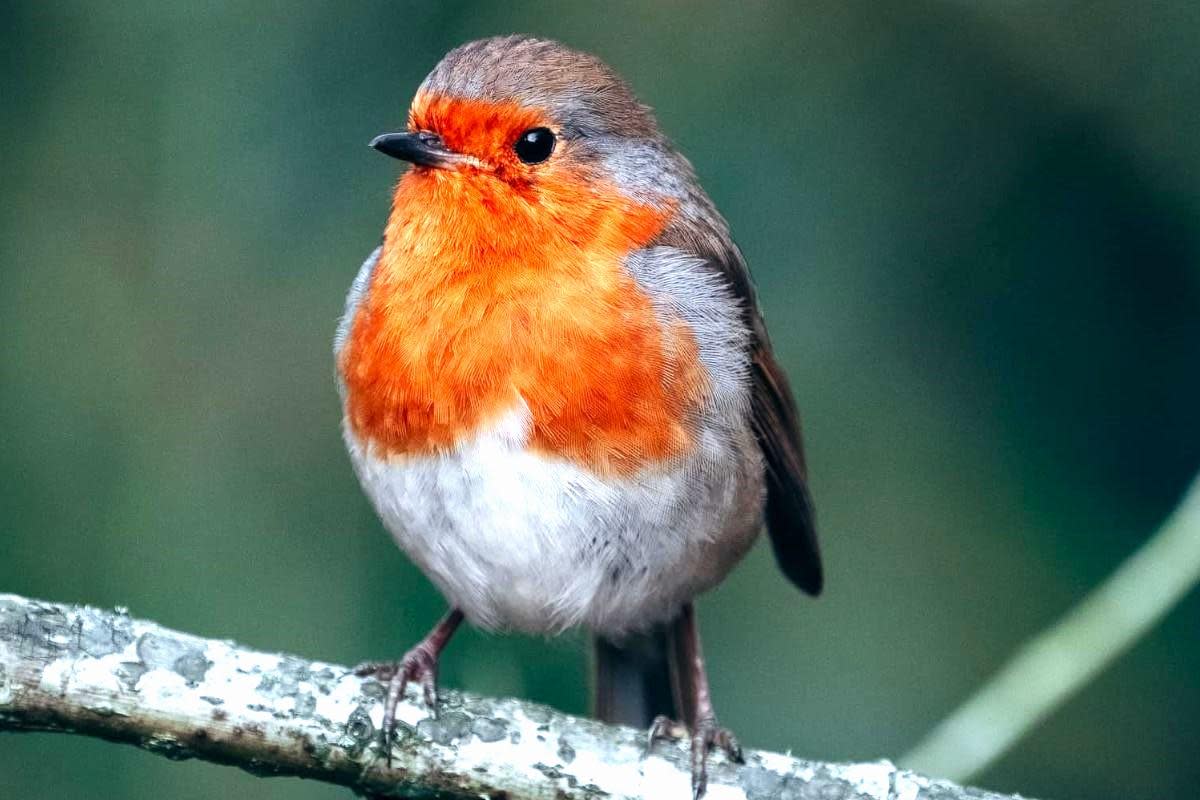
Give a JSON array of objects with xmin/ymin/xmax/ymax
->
[{"xmin": 514, "ymin": 127, "xmax": 556, "ymax": 164}]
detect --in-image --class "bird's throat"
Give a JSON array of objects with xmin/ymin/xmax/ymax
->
[{"xmin": 341, "ymin": 167, "xmax": 708, "ymax": 475}]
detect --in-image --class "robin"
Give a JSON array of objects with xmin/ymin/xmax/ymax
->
[{"xmin": 336, "ymin": 35, "xmax": 821, "ymax": 798}]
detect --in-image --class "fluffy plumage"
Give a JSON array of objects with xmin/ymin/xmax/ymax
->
[{"xmin": 336, "ymin": 34, "xmax": 821, "ymax": 633}]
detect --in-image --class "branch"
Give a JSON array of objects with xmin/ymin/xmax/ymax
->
[
  {"xmin": 1, "ymin": 594, "xmax": 1019, "ymax": 800},
  {"xmin": 903, "ymin": 473, "xmax": 1200, "ymax": 782}
]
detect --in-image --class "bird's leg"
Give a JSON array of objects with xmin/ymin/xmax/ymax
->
[
  {"xmin": 354, "ymin": 608, "xmax": 464, "ymax": 764},
  {"xmin": 646, "ymin": 603, "xmax": 744, "ymax": 799}
]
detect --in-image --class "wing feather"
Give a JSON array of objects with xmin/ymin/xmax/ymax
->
[
  {"xmin": 655, "ymin": 218, "xmax": 822, "ymax": 595},
  {"xmin": 751, "ymin": 341, "xmax": 822, "ymax": 594}
]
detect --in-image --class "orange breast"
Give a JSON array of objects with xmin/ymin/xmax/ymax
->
[{"xmin": 341, "ymin": 142, "xmax": 707, "ymax": 475}]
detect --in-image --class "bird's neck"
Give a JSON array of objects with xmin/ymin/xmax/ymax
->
[{"xmin": 340, "ymin": 168, "xmax": 707, "ymax": 474}]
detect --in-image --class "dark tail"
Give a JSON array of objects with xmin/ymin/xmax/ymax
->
[
  {"xmin": 593, "ymin": 621, "xmax": 695, "ymax": 728},
  {"xmin": 592, "ymin": 629, "xmax": 675, "ymax": 727}
]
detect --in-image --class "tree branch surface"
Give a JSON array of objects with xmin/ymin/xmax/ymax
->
[{"xmin": 0, "ymin": 594, "xmax": 1023, "ymax": 800}]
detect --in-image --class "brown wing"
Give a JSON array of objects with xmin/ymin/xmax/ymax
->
[
  {"xmin": 654, "ymin": 215, "xmax": 822, "ymax": 595},
  {"xmin": 750, "ymin": 339, "xmax": 822, "ymax": 595}
]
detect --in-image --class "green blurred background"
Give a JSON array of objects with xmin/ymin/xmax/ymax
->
[{"xmin": 3, "ymin": 2, "xmax": 1199, "ymax": 798}]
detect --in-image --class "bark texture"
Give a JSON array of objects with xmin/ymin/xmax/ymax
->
[{"xmin": 0, "ymin": 594, "xmax": 1024, "ymax": 800}]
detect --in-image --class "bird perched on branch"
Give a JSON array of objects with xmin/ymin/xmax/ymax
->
[{"xmin": 335, "ymin": 35, "xmax": 821, "ymax": 798}]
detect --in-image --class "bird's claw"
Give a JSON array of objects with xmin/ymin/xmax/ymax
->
[
  {"xmin": 645, "ymin": 714, "xmax": 688, "ymax": 755},
  {"xmin": 354, "ymin": 645, "xmax": 442, "ymax": 765},
  {"xmin": 690, "ymin": 716, "xmax": 743, "ymax": 799},
  {"xmin": 644, "ymin": 715, "xmax": 743, "ymax": 799}
]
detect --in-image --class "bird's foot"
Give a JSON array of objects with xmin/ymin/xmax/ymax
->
[
  {"xmin": 354, "ymin": 644, "xmax": 441, "ymax": 765},
  {"xmin": 646, "ymin": 714, "xmax": 744, "ymax": 799}
]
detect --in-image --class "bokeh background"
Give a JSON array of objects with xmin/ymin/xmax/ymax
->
[{"xmin": 3, "ymin": 2, "xmax": 1199, "ymax": 799}]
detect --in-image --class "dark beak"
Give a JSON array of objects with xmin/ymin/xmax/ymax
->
[{"xmin": 369, "ymin": 131, "xmax": 462, "ymax": 168}]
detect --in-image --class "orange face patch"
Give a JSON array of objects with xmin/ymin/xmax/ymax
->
[
  {"xmin": 410, "ymin": 94, "xmax": 546, "ymax": 177},
  {"xmin": 341, "ymin": 95, "xmax": 707, "ymax": 475}
]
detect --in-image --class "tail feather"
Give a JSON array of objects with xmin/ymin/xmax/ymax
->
[{"xmin": 592, "ymin": 629, "xmax": 677, "ymax": 728}]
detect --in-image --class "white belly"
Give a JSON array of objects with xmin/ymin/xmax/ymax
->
[{"xmin": 344, "ymin": 404, "xmax": 764, "ymax": 637}]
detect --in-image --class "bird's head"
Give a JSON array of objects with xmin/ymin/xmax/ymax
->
[{"xmin": 371, "ymin": 36, "xmax": 695, "ymax": 241}]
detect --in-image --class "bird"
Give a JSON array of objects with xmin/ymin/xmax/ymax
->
[{"xmin": 335, "ymin": 35, "xmax": 821, "ymax": 798}]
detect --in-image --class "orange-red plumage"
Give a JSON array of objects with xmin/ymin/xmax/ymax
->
[{"xmin": 341, "ymin": 95, "xmax": 708, "ymax": 474}]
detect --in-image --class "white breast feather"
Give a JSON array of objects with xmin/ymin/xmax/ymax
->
[{"xmin": 344, "ymin": 404, "xmax": 762, "ymax": 637}]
